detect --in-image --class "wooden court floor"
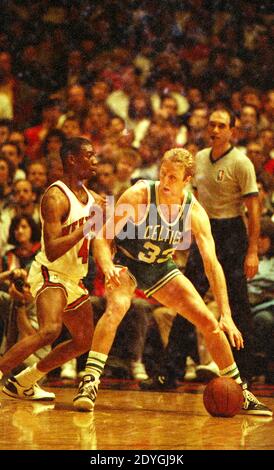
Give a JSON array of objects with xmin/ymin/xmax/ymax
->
[{"xmin": 0, "ymin": 380, "xmax": 273, "ymax": 450}]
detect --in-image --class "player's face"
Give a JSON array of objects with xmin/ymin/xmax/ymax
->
[
  {"xmin": 159, "ymin": 161, "xmax": 186, "ymax": 198},
  {"xmin": 76, "ymin": 144, "xmax": 98, "ymax": 179},
  {"xmin": 208, "ymin": 111, "xmax": 233, "ymax": 146}
]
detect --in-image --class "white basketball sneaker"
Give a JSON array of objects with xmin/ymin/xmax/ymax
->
[{"xmin": 2, "ymin": 376, "xmax": 55, "ymax": 401}]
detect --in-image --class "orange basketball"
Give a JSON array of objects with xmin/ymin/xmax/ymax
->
[{"xmin": 203, "ymin": 377, "xmax": 243, "ymax": 417}]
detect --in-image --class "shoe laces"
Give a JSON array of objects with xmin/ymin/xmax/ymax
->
[
  {"xmin": 243, "ymin": 389, "xmax": 261, "ymax": 408},
  {"xmin": 79, "ymin": 375, "xmax": 99, "ymax": 400}
]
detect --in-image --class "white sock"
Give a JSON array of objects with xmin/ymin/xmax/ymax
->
[
  {"xmin": 220, "ymin": 362, "xmax": 242, "ymax": 386},
  {"xmin": 15, "ymin": 364, "xmax": 46, "ymax": 387},
  {"xmin": 85, "ymin": 351, "xmax": 108, "ymax": 380}
]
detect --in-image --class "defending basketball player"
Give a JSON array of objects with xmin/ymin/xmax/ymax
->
[
  {"xmin": 0, "ymin": 137, "xmax": 107, "ymax": 401},
  {"xmin": 73, "ymin": 148, "xmax": 272, "ymax": 416}
]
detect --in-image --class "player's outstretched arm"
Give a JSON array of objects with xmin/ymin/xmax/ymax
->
[{"xmin": 191, "ymin": 202, "xmax": 244, "ymax": 350}]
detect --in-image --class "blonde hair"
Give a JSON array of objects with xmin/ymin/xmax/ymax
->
[{"xmin": 161, "ymin": 148, "xmax": 195, "ymax": 178}]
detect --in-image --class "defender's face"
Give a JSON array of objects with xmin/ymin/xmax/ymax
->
[{"xmin": 75, "ymin": 144, "xmax": 98, "ymax": 179}]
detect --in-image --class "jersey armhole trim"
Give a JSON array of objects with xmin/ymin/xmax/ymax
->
[{"xmin": 134, "ymin": 180, "xmax": 151, "ymax": 226}]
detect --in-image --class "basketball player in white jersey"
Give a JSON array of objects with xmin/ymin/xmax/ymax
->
[{"xmin": 0, "ymin": 137, "xmax": 104, "ymax": 400}]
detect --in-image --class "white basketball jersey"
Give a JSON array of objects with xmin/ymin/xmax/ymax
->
[{"xmin": 35, "ymin": 180, "xmax": 95, "ymax": 280}]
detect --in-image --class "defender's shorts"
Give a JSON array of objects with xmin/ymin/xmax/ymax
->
[
  {"xmin": 114, "ymin": 250, "xmax": 181, "ymax": 297},
  {"xmin": 28, "ymin": 260, "xmax": 90, "ymax": 312}
]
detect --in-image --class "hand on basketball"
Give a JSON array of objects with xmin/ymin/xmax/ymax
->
[
  {"xmin": 219, "ymin": 316, "xmax": 244, "ymax": 350},
  {"xmin": 105, "ymin": 266, "xmax": 128, "ymax": 289}
]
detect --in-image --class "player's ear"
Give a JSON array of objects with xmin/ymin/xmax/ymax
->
[{"xmin": 67, "ymin": 153, "xmax": 76, "ymax": 167}]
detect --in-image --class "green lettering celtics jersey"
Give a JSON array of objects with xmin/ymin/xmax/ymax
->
[{"xmin": 115, "ymin": 180, "xmax": 194, "ymax": 264}]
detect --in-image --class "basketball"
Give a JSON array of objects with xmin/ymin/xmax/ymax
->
[{"xmin": 203, "ymin": 377, "xmax": 243, "ymax": 417}]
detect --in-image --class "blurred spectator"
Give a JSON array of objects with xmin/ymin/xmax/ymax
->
[
  {"xmin": 40, "ymin": 129, "xmax": 66, "ymax": 185},
  {"xmin": 59, "ymin": 84, "xmax": 88, "ymax": 128},
  {"xmin": 0, "ymin": 51, "xmax": 15, "ymax": 120},
  {"xmin": 83, "ymin": 104, "xmax": 111, "ymax": 152},
  {"xmin": 9, "ymin": 130, "xmax": 28, "ymax": 169},
  {"xmin": 256, "ymin": 178, "xmax": 273, "ymax": 219},
  {"xmin": 154, "ymin": 95, "xmax": 187, "ymax": 146},
  {"xmin": 1, "ymin": 141, "xmax": 25, "ymax": 181},
  {"xmin": 0, "ymin": 155, "xmax": 13, "ymax": 211},
  {"xmin": 238, "ymin": 104, "xmax": 259, "ymax": 147},
  {"xmin": 0, "ymin": 214, "xmax": 49, "ymax": 368},
  {"xmin": 106, "ymin": 65, "xmax": 142, "ymax": 121},
  {"xmin": 240, "ymin": 87, "xmax": 262, "ymax": 113},
  {"xmin": 246, "ymin": 140, "xmax": 274, "ymax": 191},
  {"xmin": 1, "ymin": 179, "xmax": 40, "ymax": 256},
  {"xmin": 150, "ymin": 71, "xmax": 189, "ymax": 117},
  {"xmin": 66, "ymin": 49, "xmax": 85, "ymax": 87},
  {"xmin": 89, "ymin": 81, "xmax": 111, "ymax": 107},
  {"xmin": 105, "ymin": 117, "xmax": 126, "ymax": 144},
  {"xmin": 24, "ymin": 98, "xmax": 62, "ymax": 161},
  {"xmin": 259, "ymin": 128, "xmax": 274, "ymax": 174},
  {"xmin": 187, "ymin": 103, "xmax": 209, "ymax": 147},
  {"xmin": 60, "ymin": 116, "xmax": 81, "ymax": 139},
  {"xmin": 2, "ymin": 214, "xmax": 41, "ymax": 272},
  {"xmin": 127, "ymin": 92, "xmax": 152, "ymax": 148},
  {"xmin": 0, "ymin": 119, "xmax": 12, "ymax": 145},
  {"xmin": 186, "ymin": 87, "xmax": 203, "ymax": 111},
  {"xmin": 26, "ymin": 160, "xmax": 48, "ymax": 203},
  {"xmin": 94, "ymin": 158, "xmax": 117, "ymax": 197},
  {"xmin": 113, "ymin": 149, "xmax": 141, "ymax": 198},
  {"xmin": 259, "ymin": 90, "xmax": 274, "ymax": 131}
]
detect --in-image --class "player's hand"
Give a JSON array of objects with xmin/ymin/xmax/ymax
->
[
  {"xmin": 219, "ymin": 316, "xmax": 244, "ymax": 350},
  {"xmin": 244, "ymin": 252, "xmax": 259, "ymax": 279},
  {"xmin": 105, "ymin": 266, "xmax": 128, "ymax": 289}
]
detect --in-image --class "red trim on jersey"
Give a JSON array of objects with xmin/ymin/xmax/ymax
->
[{"xmin": 39, "ymin": 265, "xmax": 68, "ymax": 296}]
